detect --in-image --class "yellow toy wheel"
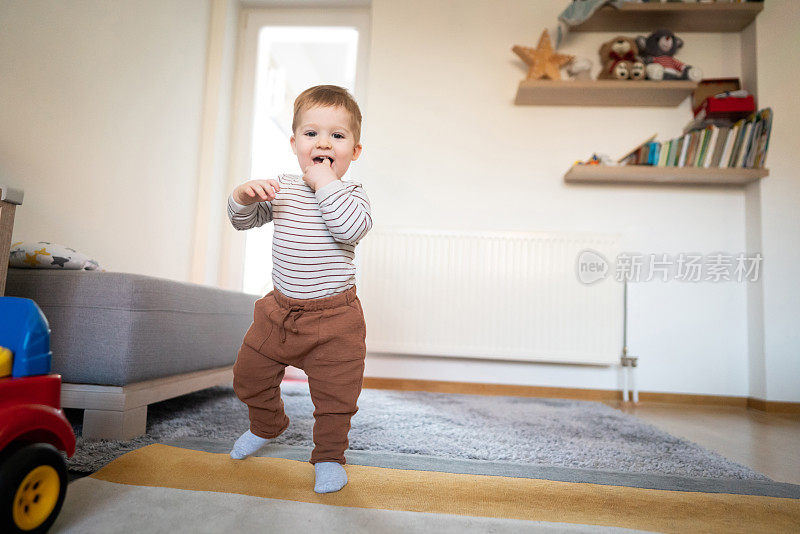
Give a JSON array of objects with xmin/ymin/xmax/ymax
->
[
  {"xmin": 0, "ymin": 346, "xmax": 12, "ymax": 377},
  {"xmin": 12, "ymin": 465, "xmax": 61, "ymax": 531},
  {"xmin": 1, "ymin": 444, "xmax": 67, "ymax": 534}
]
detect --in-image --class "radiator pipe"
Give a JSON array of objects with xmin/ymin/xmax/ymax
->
[
  {"xmin": 623, "ymin": 278, "xmax": 627, "ymax": 348},
  {"xmin": 621, "ymin": 280, "xmax": 639, "ymax": 403}
]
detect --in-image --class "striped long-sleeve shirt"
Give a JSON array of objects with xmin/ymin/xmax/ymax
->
[{"xmin": 228, "ymin": 174, "xmax": 372, "ymax": 299}]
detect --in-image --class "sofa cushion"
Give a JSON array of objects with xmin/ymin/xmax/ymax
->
[{"xmin": 5, "ymin": 269, "xmax": 258, "ymax": 386}]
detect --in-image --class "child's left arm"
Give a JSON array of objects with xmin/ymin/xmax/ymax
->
[{"xmin": 315, "ymin": 180, "xmax": 372, "ymax": 245}]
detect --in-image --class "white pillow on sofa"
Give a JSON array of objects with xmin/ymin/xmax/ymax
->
[{"xmin": 9, "ymin": 241, "xmax": 100, "ymax": 270}]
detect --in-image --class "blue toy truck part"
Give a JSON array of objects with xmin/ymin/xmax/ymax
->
[{"xmin": 0, "ymin": 297, "xmax": 52, "ymax": 377}]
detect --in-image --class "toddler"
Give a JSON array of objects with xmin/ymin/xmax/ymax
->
[{"xmin": 226, "ymin": 85, "xmax": 372, "ymax": 494}]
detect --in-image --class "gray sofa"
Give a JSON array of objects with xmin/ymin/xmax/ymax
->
[{"xmin": 6, "ymin": 268, "xmax": 257, "ymax": 440}]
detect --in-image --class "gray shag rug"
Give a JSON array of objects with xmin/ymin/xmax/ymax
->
[{"xmin": 67, "ymin": 381, "xmax": 767, "ymax": 481}]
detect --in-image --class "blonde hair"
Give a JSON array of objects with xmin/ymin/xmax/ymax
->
[{"xmin": 292, "ymin": 85, "xmax": 362, "ymax": 143}]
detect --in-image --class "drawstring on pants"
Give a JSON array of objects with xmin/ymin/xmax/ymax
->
[{"xmin": 278, "ymin": 307, "xmax": 304, "ymax": 343}]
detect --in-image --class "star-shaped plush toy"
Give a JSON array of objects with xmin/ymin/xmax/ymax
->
[
  {"xmin": 513, "ymin": 29, "xmax": 574, "ymax": 81},
  {"xmin": 51, "ymin": 256, "xmax": 69, "ymax": 268}
]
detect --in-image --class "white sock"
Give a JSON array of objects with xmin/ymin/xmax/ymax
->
[
  {"xmin": 230, "ymin": 430, "xmax": 268, "ymax": 460},
  {"xmin": 314, "ymin": 462, "xmax": 348, "ymax": 493}
]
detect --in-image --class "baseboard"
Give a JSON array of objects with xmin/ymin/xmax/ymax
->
[
  {"xmin": 746, "ymin": 397, "xmax": 800, "ymax": 414},
  {"xmin": 362, "ymin": 377, "xmax": 800, "ymax": 414}
]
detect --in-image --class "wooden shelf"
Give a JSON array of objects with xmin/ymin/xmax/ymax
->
[
  {"xmin": 571, "ymin": 2, "xmax": 763, "ymax": 33},
  {"xmin": 564, "ymin": 165, "xmax": 769, "ymax": 187},
  {"xmin": 515, "ymin": 80, "xmax": 696, "ymax": 107}
]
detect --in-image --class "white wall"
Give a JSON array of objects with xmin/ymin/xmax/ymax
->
[
  {"xmin": 1, "ymin": 0, "xmax": 794, "ymax": 401},
  {"xmin": 755, "ymin": 1, "xmax": 800, "ymax": 403},
  {"xmin": 0, "ymin": 0, "xmax": 210, "ymax": 281},
  {"xmin": 358, "ymin": 0, "xmax": 782, "ymax": 399}
]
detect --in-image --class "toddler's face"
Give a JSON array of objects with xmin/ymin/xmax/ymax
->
[{"xmin": 290, "ymin": 105, "xmax": 362, "ymax": 179}]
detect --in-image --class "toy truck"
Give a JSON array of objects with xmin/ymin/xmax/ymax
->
[{"xmin": 0, "ymin": 297, "xmax": 76, "ymax": 533}]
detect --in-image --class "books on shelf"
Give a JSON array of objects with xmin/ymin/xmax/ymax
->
[{"xmin": 618, "ymin": 108, "xmax": 772, "ymax": 169}]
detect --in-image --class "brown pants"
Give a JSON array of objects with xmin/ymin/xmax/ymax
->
[{"xmin": 233, "ymin": 286, "xmax": 366, "ymax": 465}]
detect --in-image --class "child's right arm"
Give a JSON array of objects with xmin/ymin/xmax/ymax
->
[{"xmin": 227, "ymin": 179, "xmax": 280, "ymax": 231}]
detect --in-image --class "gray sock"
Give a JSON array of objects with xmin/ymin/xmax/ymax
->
[
  {"xmin": 230, "ymin": 430, "xmax": 268, "ymax": 459},
  {"xmin": 314, "ymin": 462, "xmax": 348, "ymax": 493}
]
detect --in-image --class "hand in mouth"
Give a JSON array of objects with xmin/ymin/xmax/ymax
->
[{"xmin": 313, "ymin": 156, "xmax": 334, "ymax": 165}]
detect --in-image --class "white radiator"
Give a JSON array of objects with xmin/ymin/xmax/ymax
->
[{"xmin": 356, "ymin": 228, "xmax": 622, "ymax": 365}]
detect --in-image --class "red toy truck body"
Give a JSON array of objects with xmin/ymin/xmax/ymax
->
[{"xmin": 0, "ymin": 374, "xmax": 76, "ymax": 457}]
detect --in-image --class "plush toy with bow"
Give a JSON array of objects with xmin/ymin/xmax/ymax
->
[
  {"xmin": 597, "ymin": 36, "xmax": 645, "ymax": 80},
  {"xmin": 636, "ymin": 29, "xmax": 702, "ymax": 81}
]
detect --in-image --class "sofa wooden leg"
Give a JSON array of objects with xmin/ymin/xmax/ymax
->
[{"xmin": 82, "ymin": 406, "xmax": 148, "ymax": 440}]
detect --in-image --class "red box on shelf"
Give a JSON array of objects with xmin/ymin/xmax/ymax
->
[
  {"xmin": 697, "ymin": 95, "xmax": 756, "ymax": 120},
  {"xmin": 692, "ymin": 78, "xmax": 740, "ymax": 114}
]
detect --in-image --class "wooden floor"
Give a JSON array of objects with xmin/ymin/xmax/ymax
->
[{"xmin": 607, "ymin": 401, "xmax": 800, "ymax": 485}]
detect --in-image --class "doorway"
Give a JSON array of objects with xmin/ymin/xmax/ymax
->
[{"xmin": 233, "ymin": 8, "xmax": 370, "ymax": 296}]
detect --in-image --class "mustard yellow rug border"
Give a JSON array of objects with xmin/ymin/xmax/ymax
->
[{"xmin": 92, "ymin": 444, "xmax": 800, "ymax": 533}]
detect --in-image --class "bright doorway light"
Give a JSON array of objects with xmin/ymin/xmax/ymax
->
[{"xmin": 242, "ymin": 26, "xmax": 360, "ymax": 296}]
